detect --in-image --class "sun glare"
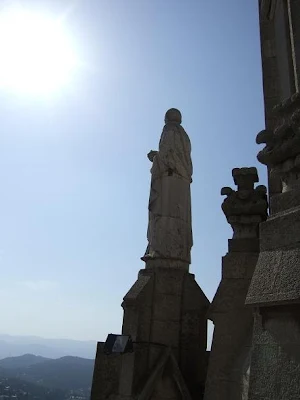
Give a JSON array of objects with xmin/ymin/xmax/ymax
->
[{"xmin": 0, "ymin": 7, "xmax": 77, "ymax": 94}]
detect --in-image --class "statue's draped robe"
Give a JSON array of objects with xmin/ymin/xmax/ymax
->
[{"xmin": 146, "ymin": 122, "xmax": 193, "ymax": 263}]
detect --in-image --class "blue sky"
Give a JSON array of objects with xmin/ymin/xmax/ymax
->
[{"xmin": 0, "ymin": 0, "xmax": 267, "ymax": 342}]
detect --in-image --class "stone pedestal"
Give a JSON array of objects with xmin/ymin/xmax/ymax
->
[
  {"xmin": 204, "ymin": 168, "xmax": 267, "ymax": 400},
  {"xmin": 91, "ymin": 264, "xmax": 209, "ymax": 400},
  {"xmin": 246, "ymin": 93, "xmax": 300, "ymax": 400}
]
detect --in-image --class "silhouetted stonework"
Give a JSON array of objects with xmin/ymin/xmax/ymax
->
[
  {"xmin": 90, "ymin": 343, "xmax": 121, "ymax": 400},
  {"xmin": 91, "ymin": 111, "xmax": 209, "ymax": 400},
  {"xmin": 120, "ymin": 267, "xmax": 209, "ymax": 399},
  {"xmin": 244, "ymin": 3, "xmax": 300, "ymax": 397},
  {"xmin": 258, "ymin": 0, "xmax": 300, "ymax": 196},
  {"xmin": 245, "ymin": 94, "xmax": 300, "ymax": 400},
  {"xmin": 91, "ymin": 2, "xmax": 300, "ymax": 399},
  {"xmin": 204, "ymin": 168, "xmax": 267, "ymax": 400}
]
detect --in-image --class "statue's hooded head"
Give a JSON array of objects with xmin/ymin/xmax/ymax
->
[{"xmin": 164, "ymin": 108, "xmax": 182, "ymax": 125}]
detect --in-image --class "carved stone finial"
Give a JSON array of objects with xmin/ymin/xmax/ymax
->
[
  {"xmin": 256, "ymin": 93, "xmax": 300, "ymax": 192},
  {"xmin": 164, "ymin": 108, "xmax": 182, "ymax": 125},
  {"xmin": 221, "ymin": 168, "xmax": 268, "ymax": 239},
  {"xmin": 232, "ymin": 167, "xmax": 258, "ymax": 190}
]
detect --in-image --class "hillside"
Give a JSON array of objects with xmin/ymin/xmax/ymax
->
[
  {"xmin": 22, "ymin": 356, "xmax": 94, "ymax": 390},
  {"xmin": 0, "ymin": 354, "xmax": 49, "ymax": 369},
  {"xmin": 0, "ymin": 354, "xmax": 94, "ymax": 398}
]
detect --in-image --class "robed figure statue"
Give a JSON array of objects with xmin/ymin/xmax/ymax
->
[{"xmin": 143, "ymin": 108, "xmax": 193, "ymax": 264}]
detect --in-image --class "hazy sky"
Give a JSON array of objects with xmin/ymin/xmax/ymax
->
[{"xmin": 0, "ymin": 0, "xmax": 267, "ymax": 342}]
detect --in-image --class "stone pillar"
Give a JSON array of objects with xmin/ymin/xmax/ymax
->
[
  {"xmin": 118, "ymin": 266, "xmax": 209, "ymax": 400},
  {"xmin": 204, "ymin": 168, "xmax": 268, "ymax": 400},
  {"xmin": 246, "ymin": 93, "xmax": 300, "ymax": 400},
  {"xmin": 91, "ymin": 236, "xmax": 209, "ymax": 400}
]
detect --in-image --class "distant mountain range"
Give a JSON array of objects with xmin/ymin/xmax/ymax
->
[
  {"xmin": 0, "ymin": 353, "xmax": 95, "ymax": 399},
  {"xmin": 0, "ymin": 333, "xmax": 97, "ymax": 359},
  {"xmin": 0, "ymin": 353, "xmax": 49, "ymax": 369}
]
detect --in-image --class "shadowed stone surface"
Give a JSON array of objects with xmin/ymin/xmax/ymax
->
[
  {"xmin": 247, "ymin": 306, "xmax": 300, "ymax": 400},
  {"xmin": 204, "ymin": 168, "xmax": 267, "ymax": 400},
  {"xmin": 244, "ymin": 3, "xmax": 300, "ymax": 397},
  {"xmin": 117, "ymin": 266, "xmax": 209, "ymax": 399},
  {"xmin": 247, "ymin": 94, "xmax": 300, "ymax": 306},
  {"xmin": 137, "ymin": 348, "xmax": 192, "ymax": 400},
  {"xmin": 246, "ymin": 92, "xmax": 300, "ymax": 399},
  {"xmin": 90, "ymin": 343, "xmax": 121, "ymax": 400},
  {"xmin": 221, "ymin": 168, "xmax": 267, "ymax": 240},
  {"xmin": 258, "ymin": 0, "xmax": 300, "ymax": 196}
]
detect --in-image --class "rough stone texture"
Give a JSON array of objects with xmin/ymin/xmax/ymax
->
[
  {"xmin": 90, "ymin": 343, "xmax": 122, "ymax": 400},
  {"xmin": 246, "ymin": 88, "xmax": 300, "ymax": 398},
  {"xmin": 204, "ymin": 169, "xmax": 267, "ymax": 400},
  {"xmin": 270, "ymin": 186, "xmax": 300, "ymax": 213},
  {"xmin": 90, "ymin": 263, "xmax": 209, "ymax": 400},
  {"xmin": 143, "ymin": 108, "xmax": 193, "ymax": 264},
  {"xmin": 247, "ymin": 307, "xmax": 300, "ymax": 400},
  {"xmin": 119, "ymin": 267, "xmax": 209, "ymax": 399},
  {"xmin": 138, "ymin": 348, "xmax": 193, "ymax": 400},
  {"xmin": 246, "ymin": 248, "xmax": 300, "ymax": 305},
  {"xmin": 247, "ymin": 94, "xmax": 300, "ymax": 307},
  {"xmin": 90, "ymin": 268, "xmax": 208, "ymax": 400},
  {"xmin": 256, "ymin": 94, "xmax": 300, "ymax": 170}
]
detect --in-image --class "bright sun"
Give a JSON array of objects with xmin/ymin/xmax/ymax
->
[{"xmin": 0, "ymin": 7, "xmax": 77, "ymax": 94}]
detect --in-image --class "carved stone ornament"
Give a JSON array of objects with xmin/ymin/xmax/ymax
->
[
  {"xmin": 221, "ymin": 168, "xmax": 268, "ymax": 239},
  {"xmin": 256, "ymin": 93, "xmax": 300, "ymax": 192}
]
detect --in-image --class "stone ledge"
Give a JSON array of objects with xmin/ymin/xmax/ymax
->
[{"xmin": 246, "ymin": 249, "xmax": 300, "ymax": 306}]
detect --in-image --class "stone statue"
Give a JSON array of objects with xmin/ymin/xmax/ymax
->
[{"xmin": 142, "ymin": 108, "xmax": 193, "ymax": 265}]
